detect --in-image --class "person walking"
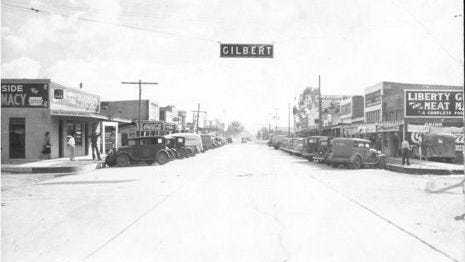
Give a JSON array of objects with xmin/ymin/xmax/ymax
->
[
  {"xmin": 42, "ymin": 131, "xmax": 51, "ymax": 159},
  {"xmin": 88, "ymin": 132, "xmax": 101, "ymax": 160},
  {"xmin": 401, "ymin": 138, "xmax": 411, "ymax": 166},
  {"xmin": 67, "ymin": 134, "xmax": 76, "ymax": 161}
]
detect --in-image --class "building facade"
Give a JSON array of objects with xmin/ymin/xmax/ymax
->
[{"xmin": 1, "ymin": 79, "xmax": 106, "ymax": 161}]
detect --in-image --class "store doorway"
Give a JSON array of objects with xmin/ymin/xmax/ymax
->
[
  {"xmin": 59, "ymin": 120, "xmax": 64, "ymax": 157},
  {"xmin": 9, "ymin": 118, "xmax": 25, "ymax": 159}
]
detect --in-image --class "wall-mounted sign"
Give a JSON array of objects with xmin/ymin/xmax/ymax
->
[
  {"xmin": 141, "ymin": 121, "xmax": 164, "ymax": 131},
  {"xmin": 54, "ymin": 89, "xmax": 64, "ymax": 99},
  {"xmin": 1, "ymin": 82, "xmax": 49, "ymax": 108},
  {"xmin": 220, "ymin": 44, "xmax": 273, "ymax": 58},
  {"xmin": 365, "ymin": 90, "xmax": 381, "ymax": 107},
  {"xmin": 405, "ymin": 90, "xmax": 463, "ymax": 118},
  {"xmin": 50, "ymin": 85, "xmax": 100, "ymax": 113}
]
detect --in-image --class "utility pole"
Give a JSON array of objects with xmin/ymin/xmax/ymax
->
[
  {"xmin": 288, "ymin": 103, "xmax": 291, "ymax": 137},
  {"xmin": 318, "ymin": 75, "xmax": 322, "ymax": 134},
  {"xmin": 191, "ymin": 103, "xmax": 207, "ymax": 132},
  {"xmin": 273, "ymin": 108, "xmax": 279, "ymax": 133},
  {"xmin": 122, "ymin": 80, "xmax": 158, "ymax": 132}
]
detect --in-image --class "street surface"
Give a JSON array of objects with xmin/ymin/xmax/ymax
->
[{"xmin": 2, "ymin": 142, "xmax": 464, "ymax": 262}]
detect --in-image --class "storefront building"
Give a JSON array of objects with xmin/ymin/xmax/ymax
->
[
  {"xmin": 363, "ymin": 81, "xmax": 463, "ymax": 157},
  {"xmin": 1, "ymin": 79, "xmax": 108, "ymax": 161}
]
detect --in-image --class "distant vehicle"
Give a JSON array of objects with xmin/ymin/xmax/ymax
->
[
  {"xmin": 201, "ymin": 134, "xmax": 213, "ymax": 151},
  {"xmin": 105, "ymin": 136, "xmax": 171, "ymax": 167},
  {"xmin": 241, "ymin": 137, "xmax": 248, "ymax": 143},
  {"xmin": 170, "ymin": 133, "xmax": 203, "ymax": 156},
  {"xmin": 271, "ymin": 135, "xmax": 286, "ymax": 149},
  {"xmin": 165, "ymin": 135, "xmax": 188, "ymax": 159},
  {"xmin": 227, "ymin": 137, "xmax": 233, "ymax": 143},
  {"xmin": 327, "ymin": 138, "xmax": 386, "ymax": 169},
  {"xmin": 412, "ymin": 133, "xmax": 456, "ymax": 162},
  {"xmin": 301, "ymin": 136, "xmax": 327, "ymax": 161}
]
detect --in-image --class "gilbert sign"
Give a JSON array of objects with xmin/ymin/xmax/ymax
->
[
  {"xmin": 220, "ymin": 43, "xmax": 273, "ymax": 58},
  {"xmin": 405, "ymin": 90, "xmax": 463, "ymax": 118}
]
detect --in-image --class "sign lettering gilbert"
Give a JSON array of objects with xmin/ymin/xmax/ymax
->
[{"xmin": 220, "ymin": 44, "xmax": 273, "ymax": 58}]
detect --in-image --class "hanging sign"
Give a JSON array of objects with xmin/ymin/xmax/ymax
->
[
  {"xmin": 405, "ymin": 90, "xmax": 463, "ymax": 118},
  {"xmin": 220, "ymin": 44, "xmax": 273, "ymax": 58}
]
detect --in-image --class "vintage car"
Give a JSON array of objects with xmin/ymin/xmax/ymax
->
[
  {"xmin": 327, "ymin": 138, "xmax": 386, "ymax": 169},
  {"xmin": 164, "ymin": 137, "xmax": 178, "ymax": 160},
  {"xmin": 241, "ymin": 137, "xmax": 248, "ymax": 143},
  {"xmin": 169, "ymin": 132, "xmax": 202, "ymax": 156},
  {"xmin": 412, "ymin": 133, "xmax": 456, "ymax": 162},
  {"xmin": 105, "ymin": 136, "xmax": 171, "ymax": 167},
  {"xmin": 201, "ymin": 134, "xmax": 213, "ymax": 151},
  {"xmin": 165, "ymin": 135, "xmax": 188, "ymax": 159},
  {"xmin": 227, "ymin": 137, "xmax": 233, "ymax": 143},
  {"xmin": 280, "ymin": 138, "xmax": 292, "ymax": 152},
  {"xmin": 271, "ymin": 134, "xmax": 286, "ymax": 149},
  {"xmin": 312, "ymin": 137, "xmax": 332, "ymax": 163},
  {"xmin": 289, "ymin": 138, "xmax": 305, "ymax": 156},
  {"xmin": 301, "ymin": 136, "xmax": 328, "ymax": 161}
]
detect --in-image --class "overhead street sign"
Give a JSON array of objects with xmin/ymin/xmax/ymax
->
[{"xmin": 220, "ymin": 43, "xmax": 273, "ymax": 58}]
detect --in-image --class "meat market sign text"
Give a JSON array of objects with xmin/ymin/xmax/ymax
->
[
  {"xmin": 220, "ymin": 44, "xmax": 273, "ymax": 58},
  {"xmin": 405, "ymin": 90, "xmax": 463, "ymax": 118}
]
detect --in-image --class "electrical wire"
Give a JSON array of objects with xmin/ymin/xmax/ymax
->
[{"xmin": 1, "ymin": 2, "xmax": 220, "ymax": 43}]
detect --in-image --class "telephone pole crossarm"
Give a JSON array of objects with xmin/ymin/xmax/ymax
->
[{"xmin": 121, "ymin": 80, "xmax": 158, "ymax": 132}]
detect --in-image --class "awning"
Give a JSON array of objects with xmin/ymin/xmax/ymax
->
[{"xmin": 50, "ymin": 110, "xmax": 108, "ymax": 120}]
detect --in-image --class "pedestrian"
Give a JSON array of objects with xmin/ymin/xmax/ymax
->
[
  {"xmin": 67, "ymin": 133, "xmax": 76, "ymax": 161},
  {"xmin": 88, "ymin": 131, "xmax": 101, "ymax": 160},
  {"xmin": 401, "ymin": 138, "xmax": 411, "ymax": 166},
  {"xmin": 42, "ymin": 131, "xmax": 51, "ymax": 159}
]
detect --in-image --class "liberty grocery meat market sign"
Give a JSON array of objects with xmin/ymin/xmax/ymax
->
[
  {"xmin": 220, "ymin": 44, "xmax": 273, "ymax": 58},
  {"xmin": 404, "ymin": 90, "xmax": 463, "ymax": 118}
]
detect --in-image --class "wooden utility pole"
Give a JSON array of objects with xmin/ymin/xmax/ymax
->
[
  {"xmin": 121, "ymin": 80, "xmax": 158, "ymax": 131},
  {"xmin": 273, "ymin": 108, "xmax": 279, "ymax": 133},
  {"xmin": 191, "ymin": 103, "xmax": 207, "ymax": 132},
  {"xmin": 318, "ymin": 75, "xmax": 322, "ymax": 132}
]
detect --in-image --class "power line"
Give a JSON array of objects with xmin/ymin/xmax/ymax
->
[{"xmin": 1, "ymin": 2, "xmax": 220, "ymax": 43}]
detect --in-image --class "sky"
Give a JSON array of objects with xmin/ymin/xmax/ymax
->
[{"xmin": 1, "ymin": 0, "xmax": 463, "ymax": 133}]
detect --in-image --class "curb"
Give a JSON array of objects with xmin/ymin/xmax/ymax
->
[
  {"xmin": 2, "ymin": 162, "xmax": 105, "ymax": 174},
  {"xmin": 385, "ymin": 163, "xmax": 464, "ymax": 175}
]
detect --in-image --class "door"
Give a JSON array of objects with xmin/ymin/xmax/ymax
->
[
  {"xmin": 9, "ymin": 118, "xmax": 25, "ymax": 159},
  {"xmin": 59, "ymin": 120, "xmax": 64, "ymax": 157}
]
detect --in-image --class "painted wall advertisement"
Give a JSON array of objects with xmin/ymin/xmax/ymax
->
[
  {"xmin": 405, "ymin": 90, "xmax": 463, "ymax": 118},
  {"xmin": 1, "ymin": 82, "xmax": 49, "ymax": 108},
  {"xmin": 50, "ymin": 85, "xmax": 100, "ymax": 113},
  {"xmin": 365, "ymin": 90, "xmax": 381, "ymax": 107}
]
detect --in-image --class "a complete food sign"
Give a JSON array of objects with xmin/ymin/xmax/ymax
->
[
  {"xmin": 220, "ymin": 44, "xmax": 273, "ymax": 58},
  {"xmin": 1, "ymin": 82, "xmax": 49, "ymax": 108},
  {"xmin": 405, "ymin": 90, "xmax": 463, "ymax": 118}
]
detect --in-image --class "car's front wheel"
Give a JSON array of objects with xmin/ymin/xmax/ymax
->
[
  {"xmin": 377, "ymin": 157, "xmax": 386, "ymax": 169},
  {"xmin": 157, "ymin": 152, "xmax": 169, "ymax": 165},
  {"xmin": 145, "ymin": 160, "xmax": 155, "ymax": 165},
  {"xmin": 352, "ymin": 156, "xmax": 362, "ymax": 169},
  {"xmin": 116, "ymin": 154, "xmax": 130, "ymax": 167}
]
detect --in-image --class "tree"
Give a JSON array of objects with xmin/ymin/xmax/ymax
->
[{"xmin": 225, "ymin": 121, "xmax": 245, "ymax": 137}]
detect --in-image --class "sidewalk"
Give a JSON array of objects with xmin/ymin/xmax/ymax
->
[
  {"xmin": 1, "ymin": 155, "xmax": 105, "ymax": 174},
  {"xmin": 386, "ymin": 156, "xmax": 464, "ymax": 175}
]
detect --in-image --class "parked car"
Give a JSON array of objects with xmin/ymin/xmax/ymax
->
[
  {"xmin": 301, "ymin": 136, "xmax": 327, "ymax": 161},
  {"xmin": 201, "ymin": 134, "xmax": 213, "ymax": 151},
  {"xmin": 241, "ymin": 137, "xmax": 248, "ymax": 143},
  {"xmin": 105, "ymin": 136, "xmax": 171, "ymax": 167},
  {"xmin": 271, "ymin": 134, "xmax": 286, "ymax": 149},
  {"xmin": 327, "ymin": 138, "xmax": 386, "ymax": 169},
  {"xmin": 312, "ymin": 137, "xmax": 332, "ymax": 163},
  {"xmin": 411, "ymin": 133, "xmax": 456, "ymax": 162},
  {"xmin": 289, "ymin": 137, "xmax": 305, "ymax": 156},
  {"xmin": 170, "ymin": 132, "xmax": 203, "ymax": 156},
  {"xmin": 280, "ymin": 138, "xmax": 292, "ymax": 152},
  {"xmin": 227, "ymin": 137, "xmax": 233, "ymax": 143},
  {"xmin": 165, "ymin": 135, "xmax": 188, "ymax": 159}
]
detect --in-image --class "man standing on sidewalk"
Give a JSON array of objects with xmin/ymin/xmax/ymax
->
[
  {"xmin": 67, "ymin": 134, "xmax": 76, "ymax": 161},
  {"xmin": 88, "ymin": 132, "xmax": 101, "ymax": 160},
  {"xmin": 401, "ymin": 138, "xmax": 411, "ymax": 166}
]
